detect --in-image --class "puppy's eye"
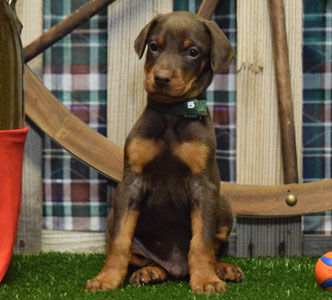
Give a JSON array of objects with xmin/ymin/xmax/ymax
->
[
  {"xmin": 187, "ymin": 48, "xmax": 199, "ymax": 58},
  {"xmin": 149, "ymin": 42, "xmax": 158, "ymax": 52}
]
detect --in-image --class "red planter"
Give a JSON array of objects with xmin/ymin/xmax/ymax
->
[{"xmin": 0, "ymin": 126, "xmax": 28, "ymax": 282}]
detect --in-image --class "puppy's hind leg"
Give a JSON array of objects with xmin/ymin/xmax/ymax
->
[
  {"xmin": 214, "ymin": 197, "xmax": 244, "ymax": 284},
  {"xmin": 214, "ymin": 196, "xmax": 233, "ymax": 257}
]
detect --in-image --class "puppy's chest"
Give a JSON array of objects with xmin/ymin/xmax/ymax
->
[{"xmin": 126, "ymin": 131, "xmax": 211, "ymax": 175}]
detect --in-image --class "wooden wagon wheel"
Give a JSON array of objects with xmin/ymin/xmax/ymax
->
[{"xmin": 23, "ymin": 0, "xmax": 332, "ymax": 216}]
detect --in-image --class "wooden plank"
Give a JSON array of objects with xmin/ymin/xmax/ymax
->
[
  {"xmin": 236, "ymin": 0, "xmax": 303, "ymax": 256},
  {"xmin": 229, "ymin": 234, "xmax": 331, "ymax": 256},
  {"xmin": 303, "ymin": 235, "xmax": 332, "ymax": 256},
  {"xmin": 236, "ymin": 216, "xmax": 302, "ymax": 256},
  {"xmin": 15, "ymin": 124, "xmax": 43, "ymax": 254},
  {"xmin": 107, "ymin": 0, "xmax": 173, "ymax": 146},
  {"xmin": 221, "ymin": 180, "xmax": 332, "ymax": 216},
  {"xmin": 41, "ymin": 230, "xmax": 106, "ymax": 254},
  {"xmin": 14, "ymin": 0, "xmax": 43, "ymax": 254},
  {"xmin": 226, "ymin": 233, "xmax": 236, "ymax": 256}
]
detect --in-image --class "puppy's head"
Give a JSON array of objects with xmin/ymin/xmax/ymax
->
[{"xmin": 135, "ymin": 11, "xmax": 234, "ymax": 103}]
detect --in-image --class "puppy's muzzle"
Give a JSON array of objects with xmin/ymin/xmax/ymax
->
[{"xmin": 154, "ymin": 69, "xmax": 172, "ymax": 87}]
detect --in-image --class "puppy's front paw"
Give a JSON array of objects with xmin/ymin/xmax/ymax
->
[
  {"xmin": 215, "ymin": 262, "xmax": 244, "ymax": 283},
  {"xmin": 85, "ymin": 272, "xmax": 122, "ymax": 292},
  {"xmin": 130, "ymin": 266, "xmax": 168, "ymax": 286},
  {"xmin": 190, "ymin": 276, "xmax": 228, "ymax": 294}
]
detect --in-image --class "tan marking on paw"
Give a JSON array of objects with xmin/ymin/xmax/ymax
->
[
  {"xmin": 130, "ymin": 266, "xmax": 168, "ymax": 286},
  {"xmin": 85, "ymin": 273, "xmax": 122, "ymax": 292},
  {"xmin": 190, "ymin": 277, "xmax": 228, "ymax": 294},
  {"xmin": 215, "ymin": 262, "xmax": 244, "ymax": 283}
]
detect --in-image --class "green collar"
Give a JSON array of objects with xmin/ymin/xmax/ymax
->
[{"xmin": 147, "ymin": 96, "xmax": 207, "ymax": 119}]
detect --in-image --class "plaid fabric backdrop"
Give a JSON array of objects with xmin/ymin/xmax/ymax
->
[
  {"xmin": 42, "ymin": 0, "xmax": 332, "ymax": 235},
  {"xmin": 302, "ymin": 0, "xmax": 332, "ymax": 234},
  {"xmin": 42, "ymin": 0, "xmax": 108, "ymax": 231}
]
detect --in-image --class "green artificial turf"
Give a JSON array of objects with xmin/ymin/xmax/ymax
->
[{"xmin": 0, "ymin": 252, "xmax": 331, "ymax": 300}]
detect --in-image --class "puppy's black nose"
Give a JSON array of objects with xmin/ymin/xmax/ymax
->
[{"xmin": 154, "ymin": 70, "xmax": 172, "ymax": 87}]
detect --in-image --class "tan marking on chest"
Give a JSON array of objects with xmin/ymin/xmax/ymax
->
[
  {"xmin": 173, "ymin": 141, "xmax": 210, "ymax": 174},
  {"xmin": 127, "ymin": 138, "xmax": 161, "ymax": 173}
]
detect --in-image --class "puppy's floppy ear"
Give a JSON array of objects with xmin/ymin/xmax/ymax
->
[
  {"xmin": 203, "ymin": 20, "xmax": 234, "ymax": 73},
  {"xmin": 134, "ymin": 15, "xmax": 161, "ymax": 59}
]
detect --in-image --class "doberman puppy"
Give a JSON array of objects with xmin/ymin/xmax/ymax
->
[{"xmin": 85, "ymin": 11, "xmax": 243, "ymax": 294}]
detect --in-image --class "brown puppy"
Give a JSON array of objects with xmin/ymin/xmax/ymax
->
[{"xmin": 85, "ymin": 11, "xmax": 243, "ymax": 294}]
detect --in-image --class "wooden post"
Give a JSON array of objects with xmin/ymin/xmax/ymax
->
[
  {"xmin": 14, "ymin": 0, "xmax": 43, "ymax": 254},
  {"xmin": 197, "ymin": 0, "xmax": 219, "ymax": 19},
  {"xmin": 268, "ymin": 0, "xmax": 298, "ymax": 184},
  {"xmin": 24, "ymin": 0, "xmax": 116, "ymax": 62}
]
